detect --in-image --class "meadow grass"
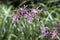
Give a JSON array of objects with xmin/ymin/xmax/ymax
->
[{"xmin": 0, "ymin": 0, "xmax": 60, "ymax": 40}]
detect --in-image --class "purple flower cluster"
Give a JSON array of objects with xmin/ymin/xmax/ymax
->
[
  {"xmin": 41, "ymin": 27, "xmax": 58, "ymax": 40},
  {"xmin": 12, "ymin": 5, "xmax": 41, "ymax": 23}
]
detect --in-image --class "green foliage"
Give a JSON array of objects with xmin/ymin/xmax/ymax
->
[{"xmin": 0, "ymin": 0, "xmax": 60, "ymax": 40}]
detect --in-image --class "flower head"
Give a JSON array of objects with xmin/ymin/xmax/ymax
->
[
  {"xmin": 19, "ymin": 5, "xmax": 29, "ymax": 15},
  {"xmin": 12, "ymin": 12, "xmax": 20, "ymax": 23},
  {"xmin": 31, "ymin": 9, "xmax": 39, "ymax": 17},
  {"xmin": 41, "ymin": 27, "xmax": 50, "ymax": 37},
  {"xmin": 31, "ymin": 9, "xmax": 39, "ymax": 14},
  {"xmin": 51, "ymin": 27, "xmax": 58, "ymax": 40},
  {"xmin": 25, "ymin": 13, "xmax": 33, "ymax": 23}
]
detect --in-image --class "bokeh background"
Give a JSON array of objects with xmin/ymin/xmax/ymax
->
[{"xmin": 0, "ymin": 0, "xmax": 60, "ymax": 40}]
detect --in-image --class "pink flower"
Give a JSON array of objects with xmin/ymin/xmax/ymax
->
[
  {"xmin": 31, "ymin": 9, "xmax": 39, "ymax": 13},
  {"xmin": 51, "ymin": 27, "xmax": 58, "ymax": 40},
  {"xmin": 12, "ymin": 12, "xmax": 20, "ymax": 23},
  {"xmin": 31, "ymin": 9, "xmax": 39, "ymax": 17},
  {"xmin": 19, "ymin": 5, "xmax": 29, "ymax": 15},
  {"xmin": 24, "ymin": 13, "xmax": 33, "ymax": 23},
  {"xmin": 41, "ymin": 27, "xmax": 50, "ymax": 37},
  {"xmin": 19, "ymin": 8, "xmax": 28, "ymax": 14}
]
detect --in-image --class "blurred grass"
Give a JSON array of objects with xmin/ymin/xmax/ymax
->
[{"xmin": 0, "ymin": 0, "xmax": 60, "ymax": 40}]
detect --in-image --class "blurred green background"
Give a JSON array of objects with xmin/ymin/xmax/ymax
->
[{"xmin": 0, "ymin": 0, "xmax": 60, "ymax": 40}]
